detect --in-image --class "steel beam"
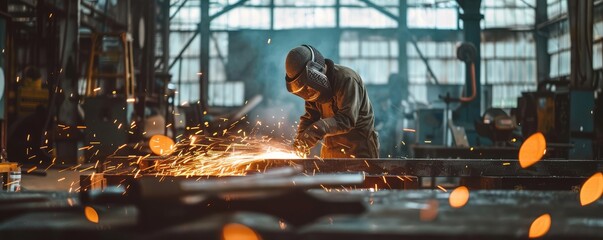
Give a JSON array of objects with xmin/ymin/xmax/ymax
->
[{"xmin": 169, "ymin": 0, "xmax": 188, "ymax": 21}]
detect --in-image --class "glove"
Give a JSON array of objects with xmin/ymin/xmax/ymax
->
[
  {"xmin": 293, "ymin": 138, "xmax": 310, "ymax": 158},
  {"xmin": 293, "ymin": 124, "xmax": 325, "ymax": 158}
]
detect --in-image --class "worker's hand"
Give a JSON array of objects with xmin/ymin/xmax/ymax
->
[
  {"xmin": 293, "ymin": 124, "xmax": 325, "ymax": 157},
  {"xmin": 293, "ymin": 139, "xmax": 310, "ymax": 158}
]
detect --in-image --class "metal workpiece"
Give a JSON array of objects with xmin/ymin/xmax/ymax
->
[
  {"xmin": 88, "ymin": 156, "xmax": 601, "ymax": 191},
  {"xmin": 103, "ymin": 156, "xmax": 603, "ymax": 177},
  {"xmin": 79, "ymin": 167, "xmax": 368, "ymax": 229}
]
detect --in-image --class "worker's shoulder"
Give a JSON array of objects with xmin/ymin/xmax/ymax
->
[{"xmin": 333, "ymin": 64, "xmax": 363, "ymax": 84}]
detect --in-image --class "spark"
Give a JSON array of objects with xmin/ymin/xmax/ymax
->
[
  {"xmin": 580, "ymin": 172, "xmax": 603, "ymax": 206},
  {"xmin": 449, "ymin": 186, "xmax": 470, "ymax": 208},
  {"xmin": 84, "ymin": 206, "xmax": 99, "ymax": 223},
  {"xmin": 519, "ymin": 132, "xmax": 546, "ymax": 168},
  {"xmin": 222, "ymin": 223, "xmax": 260, "ymax": 240},
  {"xmin": 420, "ymin": 199, "xmax": 439, "ymax": 222},
  {"xmin": 27, "ymin": 166, "xmax": 37, "ymax": 173},
  {"xmin": 126, "ymin": 134, "xmax": 301, "ymax": 177},
  {"xmin": 529, "ymin": 213, "xmax": 551, "ymax": 238}
]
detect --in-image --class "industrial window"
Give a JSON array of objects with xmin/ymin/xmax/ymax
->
[
  {"xmin": 407, "ymin": 1, "xmax": 459, "ymax": 29},
  {"xmin": 273, "ymin": 7, "xmax": 336, "ymax": 29},
  {"xmin": 211, "ymin": 6, "xmax": 271, "ymax": 30},
  {"xmin": 481, "ymin": 0, "xmax": 536, "ymax": 29},
  {"xmin": 546, "ymin": 2, "xmax": 570, "ymax": 79},
  {"xmin": 339, "ymin": 0, "xmax": 397, "ymax": 28},
  {"xmin": 339, "ymin": 31, "xmax": 398, "ymax": 85},
  {"xmin": 482, "ymin": 32, "xmax": 537, "ymax": 108},
  {"xmin": 207, "ymin": 33, "xmax": 245, "ymax": 107},
  {"xmin": 546, "ymin": 0, "xmax": 567, "ymax": 20},
  {"xmin": 170, "ymin": 0, "xmax": 199, "ymax": 31},
  {"xmin": 169, "ymin": 31, "xmax": 200, "ymax": 105},
  {"xmin": 407, "ymin": 40, "xmax": 464, "ymax": 104},
  {"xmin": 211, "ymin": 0, "xmax": 340, "ymax": 30},
  {"xmin": 170, "ymin": 2, "xmax": 245, "ymax": 107}
]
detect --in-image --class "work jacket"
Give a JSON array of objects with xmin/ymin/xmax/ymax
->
[{"xmin": 297, "ymin": 59, "xmax": 379, "ymax": 158}]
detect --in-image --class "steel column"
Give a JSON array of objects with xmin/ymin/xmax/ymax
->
[
  {"xmin": 455, "ymin": 0, "xmax": 483, "ymax": 145},
  {"xmin": 535, "ymin": 0, "xmax": 549, "ymax": 82},
  {"xmin": 568, "ymin": 0, "xmax": 594, "ymax": 90},
  {"xmin": 398, "ymin": 0, "xmax": 408, "ymax": 101},
  {"xmin": 199, "ymin": 0, "xmax": 210, "ymax": 110}
]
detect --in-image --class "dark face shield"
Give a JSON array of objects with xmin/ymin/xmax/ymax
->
[{"xmin": 286, "ymin": 61, "xmax": 332, "ymax": 103}]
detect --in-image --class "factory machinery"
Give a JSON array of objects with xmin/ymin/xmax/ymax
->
[{"xmin": 1, "ymin": 1, "xmax": 603, "ymax": 240}]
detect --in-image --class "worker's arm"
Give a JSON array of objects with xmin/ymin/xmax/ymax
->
[
  {"xmin": 294, "ymin": 102, "xmax": 321, "ymax": 156},
  {"xmin": 311, "ymin": 76, "xmax": 361, "ymax": 137},
  {"xmin": 297, "ymin": 101, "xmax": 320, "ymax": 135}
]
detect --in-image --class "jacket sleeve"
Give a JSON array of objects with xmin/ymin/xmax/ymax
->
[
  {"xmin": 313, "ymin": 76, "xmax": 361, "ymax": 137},
  {"xmin": 297, "ymin": 101, "xmax": 320, "ymax": 135}
]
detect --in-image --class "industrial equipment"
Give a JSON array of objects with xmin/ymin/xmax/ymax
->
[
  {"xmin": 475, "ymin": 108, "xmax": 516, "ymax": 146},
  {"xmin": 82, "ymin": 32, "xmax": 136, "ymax": 162}
]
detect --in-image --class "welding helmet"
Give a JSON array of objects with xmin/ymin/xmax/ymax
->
[{"xmin": 285, "ymin": 45, "xmax": 332, "ymax": 103}]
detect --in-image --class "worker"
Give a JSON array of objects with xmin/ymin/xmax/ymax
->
[{"xmin": 285, "ymin": 44, "xmax": 379, "ymax": 158}]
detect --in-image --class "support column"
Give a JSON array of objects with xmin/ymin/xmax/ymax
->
[
  {"xmin": 567, "ymin": 0, "xmax": 595, "ymax": 159},
  {"xmin": 55, "ymin": 0, "xmax": 80, "ymax": 164},
  {"xmin": 199, "ymin": 0, "xmax": 210, "ymax": 110},
  {"xmin": 455, "ymin": 0, "xmax": 482, "ymax": 145},
  {"xmin": 398, "ymin": 0, "xmax": 408, "ymax": 101},
  {"xmin": 535, "ymin": 0, "xmax": 549, "ymax": 82},
  {"xmin": 568, "ymin": 0, "xmax": 594, "ymax": 90},
  {"xmin": 161, "ymin": 0, "xmax": 170, "ymax": 74}
]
